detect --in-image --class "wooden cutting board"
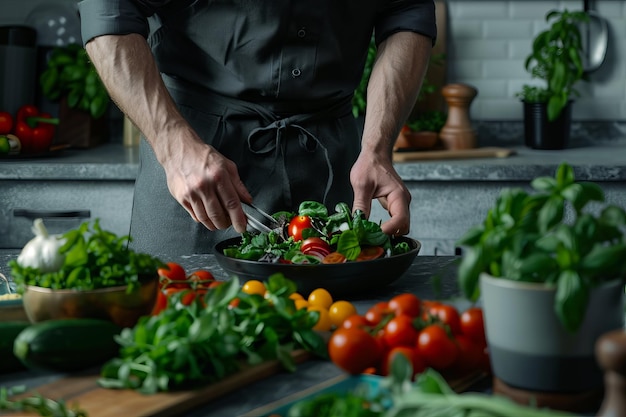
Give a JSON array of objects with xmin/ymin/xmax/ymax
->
[
  {"xmin": 7, "ymin": 350, "xmax": 312, "ymax": 417},
  {"xmin": 393, "ymin": 147, "xmax": 515, "ymax": 162}
]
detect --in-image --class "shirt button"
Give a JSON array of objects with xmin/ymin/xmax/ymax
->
[
  {"xmin": 291, "ymin": 68, "xmax": 301, "ymax": 78},
  {"xmin": 297, "ymin": 28, "xmax": 306, "ymax": 38}
]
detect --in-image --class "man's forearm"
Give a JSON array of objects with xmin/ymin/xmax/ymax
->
[
  {"xmin": 85, "ymin": 34, "xmax": 192, "ymax": 163},
  {"xmin": 361, "ymin": 32, "xmax": 432, "ymax": 156}
]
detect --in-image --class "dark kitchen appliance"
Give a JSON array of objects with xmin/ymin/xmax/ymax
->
[{"xmin": 0, "ymin": 25, "xmax": 37, "ymax": 116}]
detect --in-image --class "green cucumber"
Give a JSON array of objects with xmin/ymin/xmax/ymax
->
[
  {"xmin": 0, "ymin": 321, "xmax": 31, "ymax": 373},
  {"xmin": 13, "ymin": 318, "xmax": 123, "ymax": 372}
]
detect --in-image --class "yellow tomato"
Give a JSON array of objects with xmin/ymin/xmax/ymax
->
[
  {"xmin": 241, "ymin": 279, "xmax": 266, "ymax": 296},
  {"xmin": 294, "ymin": 299, "xmax": 309, "ymax": 310},
  {"xmin": 307, "ymin": 288, "xmax": 333, "ymax": 310},
  {"xmin": 308, "ymin": 305, "xmax": 333, "ymax": 332},
  {"xmin": 328, "ymin": 300, "xmax": 358, "ymax": 328},
  {"xmin": 289, "ymin": 292, "xmax": 304, "ymax": 301}
]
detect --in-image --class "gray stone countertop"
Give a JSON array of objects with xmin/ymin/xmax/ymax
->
[
  {"xmin": 0, "ymin": 251, "xmax": 467, "ymax": 417},
  {"xmin": 1, "ymin": 142, "xmax": 625, "ymax": 182}
]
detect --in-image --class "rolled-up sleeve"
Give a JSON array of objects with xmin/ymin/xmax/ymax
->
[
  {"xmin": 78, "ymin": 0, "xmax": 151, "ymax": 45},
  {"xmin": 375, "ymin": 0, "xmax": 437, "ymax": 46}
]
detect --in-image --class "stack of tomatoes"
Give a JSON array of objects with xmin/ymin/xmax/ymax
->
[
  {"xmin": 151, "ymin": 262, "xmax": 219, "ymax": 315},
  {"xmin": 327, "ymin": 293, "xmax": 490, "ymax": 380}
]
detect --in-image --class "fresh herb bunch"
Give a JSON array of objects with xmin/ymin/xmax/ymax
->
[
  {"xmin": 9, "ymin": 219, "xmax": 163, "ymax": 293},
  {"xmin": 0, "ymin": 386, "xmax": 87, "ymax": 417},
  {"xmin": 515, "ymin": 9, "xmax": 589, "ymax": 121},
  {"xmin": 280, "ymin": 354, "xmax": 576, "ymax": 417},
  {"xmin": 456, "ymin": 162, "xmax": 626, "ymax": 333},
  {"xmin": 98, "ymin": 274, "xmax": 327, "ymax": 394},
  {"xmin": 40, "ymin": 43, "xmax": 110, "ymax": 119}
]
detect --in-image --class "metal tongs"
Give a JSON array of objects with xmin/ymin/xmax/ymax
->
[{"xmin": 242, "ymin": 202, "xmax": 284, "ymax": 239}]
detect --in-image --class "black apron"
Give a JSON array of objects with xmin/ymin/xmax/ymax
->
[{"xmin": 128, "ymin": 75, "xmax": 361, "ymax": 257}]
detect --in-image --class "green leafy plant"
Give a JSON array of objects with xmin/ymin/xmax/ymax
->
[
  {"xmin": 515, "ymin": 9, "xmax": 589, "ymax": 121},
  {"xmin": 40, "ymin": 43, "xmax": 110, "ymax": 119},
  {"xmin": 456, "ymin": 162, "xmax": 626, "ymax": 333},
  {"xmin": 404, "ymin": 110, "xmax": 447, "ymax": 133},
  {"xmin": 98, "ymin": 273, "xmax": 327, "ymax": 394},
  {"xmin": 352, "ymin": 36, "xmax": 445, "ymax": 118},
  {"xmin": 9, "ymin": 219, "xmax": 163, "ymax": 293}
]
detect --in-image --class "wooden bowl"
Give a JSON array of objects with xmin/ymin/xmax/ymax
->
[{"xmin": 22, "ymin": 276, "xmax": 158, "ymax": 328}]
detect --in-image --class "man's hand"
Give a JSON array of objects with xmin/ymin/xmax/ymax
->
[
  {"xmin": 350, "ymin": 151, "xmax": 411, "ymax": 236},
  {"xmin": 159, "ymin": 127, "xmax": 251, "ymax": 233}
]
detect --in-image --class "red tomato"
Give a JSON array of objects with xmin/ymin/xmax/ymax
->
[
  {"xmin": 364, "ymin": 302, "xmax": 391, "ymax": 326},
  {"xmin": 300, "ymin": 237, "xmax": 331, "ymax": 260},
  {"xmin": 356, "ymin": 246, "xmax": 384, "ymax": 261},
  {"xmin": 288, "ymin": 215, "xmax": 312, "ymax": 241},
  {"xmin": 188, "ymin": 269, "xmax": 215, "ymax": 289},
  {"xmin": 426, "ymin": 303, "xmax": 462, "ymax": 335},
  {"xmin": 388, "ymin": 293, "xmax": 421, "ymax": 318},
  {"xmin": 151, "ymin": 291, "xmax": 168, "ymax": 315},
  {"xmin": 158, "ymin": 262, "xmax": 188, "ymax": 289},
  {"xmin": 322, "ymin": 252, "xmax": 347, "ymax": 264},
  {"xmin": 0, "ymin": 111, "xmax": 13, "ymax": 134},
  {"xmin": 382, "ymin": 346, "xmax": 426, "ymax": 378},
  {"xmin": 416, "ymin": 324, "xmax": 459, "ymax": 371},
  {"xmin": 383, "ymin": 314, "xmax": 419, "ymax": 348},
  {"xmin": 328, "ymin": 327, "xmax": 382, "ymax": 374},
  {"xmin": 452, "ymin": 334, "xmax": 483, "ymax": 374},
  {"xmin": 460, "ymin": 307, "xmax": 487, "ymax": 346},
  {"xmin": 342, "ymin": 314, "xmax": 371, "ymax": 330}
]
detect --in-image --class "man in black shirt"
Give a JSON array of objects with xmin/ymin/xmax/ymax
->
[{"xmin": 78, "ymin": 0, "xmax": 437, "ymax": 255}]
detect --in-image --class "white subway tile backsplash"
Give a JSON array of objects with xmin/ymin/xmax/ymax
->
[
  {"xmin": 1, "ymin": 0, "xmax": 624, "ymax": 122},
  {"xmin": 447, "ymin": 0, "xmax": 626, "ymax": 121}
]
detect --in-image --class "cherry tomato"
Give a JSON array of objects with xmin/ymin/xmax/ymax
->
[
  {"xmin": 364, "ymin": 301, "xmax": 391, "ymax": 326},
  {"xmin": 322, "ymin": 252, "xmax": 347, "ymax": 264},
  {"xmin": 328, "ymin": 300, "xmax": 357, "ymax": 328},
  {"xmin": 288, "ymin": 215, "xmax": 312, "ymax": 241},
  {"xmin": 300, "ymin": 237, "xmax": 331, "ymax": 260},
  {"xmin": 308, "ymin": 305, "xmax": 333, "ymax": 332},
  {"xmin": 383, "ymin": 314, "xmax": 419, "ymax": 348},
  {"xmin": 426, "ymin": 303, "xmax": 462, "ymax": 335},
  {"xmin": 356, "ymin": 246, "xmax": 384, "ymax": 261},
  {"xmin": 328, "ymin": 327, "xmax": 382, "ymax": 374},
  {"xmin": 157, "ymin": 262, "xmax": 187, "ymax": 288},
  {"xmin": 242, "ymin": 279, "xmax": 266, "ymax": 295},
  {"xmin": 460, "ymin": 307, "xmax": 487, "ymax": 346},
  {"xmin": 382, "ymin": 346, "xmax": 426, "ymax": 378},
  {"xmin": 308, "ymin": 288, "xmax": 333, "ymax": 309},
  {"xmin": 452, "ymin": 334, "xmax": 484, "ymax": 374},
  {"xmin": 416, "ymin": 324, "xmax": 459, "ymax": 370},
  {"xmin": 189, "ymin": 269, "xmax": 215, "ymax": 283},
  {"xmin": 342, "ymin": 314, "xmax": 371, "ymax": 330},
  {"xmin": 0, "ymin": 112, "xmax": 13, "ymax": 135},
  {"xmin": 388, "ymin": 293, "xmax": 421, "ymax": 318},
  {"xmin": 151, "ymin": 291, "xmax": 168, "ymax": 315}
]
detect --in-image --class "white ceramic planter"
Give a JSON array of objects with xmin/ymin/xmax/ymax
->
[{"xmin": 480, "ymin": 273, "xmax": 624, "ymax": 392}]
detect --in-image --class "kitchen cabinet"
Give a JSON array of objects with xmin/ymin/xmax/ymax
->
[
  {"xmin": 0, "ymin": 144, "xmax": 139, "ymax": 249},
  {"xmin": 0, "ymin": 179, "xmax": 134, "ymax": 248}
]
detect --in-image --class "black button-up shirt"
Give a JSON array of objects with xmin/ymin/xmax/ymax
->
[{"xmin": 78, "ymin": 0, "xmax": 437, "ymax": 102}]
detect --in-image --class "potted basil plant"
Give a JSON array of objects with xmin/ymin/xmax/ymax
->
[
  {"xmin": 516, "ymin": 9, "xmax": 589, "ymax": 150},
  {"xmin": 456, "ymin": 162, "xmax": 626, "ymax": 399}
]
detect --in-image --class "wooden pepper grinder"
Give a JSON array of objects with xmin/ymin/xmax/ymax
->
[
  {"xmin": 439, "ymin": 83, "xmax": 478, "ymax": 150},
  {"xmin": 595, "ymin": 329, "xmax": 626, "ymax": 417}
]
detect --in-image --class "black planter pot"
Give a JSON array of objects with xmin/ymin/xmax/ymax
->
[{"xmin": 523, "ymin": 101, "xmax": 572, "ymax": 150}]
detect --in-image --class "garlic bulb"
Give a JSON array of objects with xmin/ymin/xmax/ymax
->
[{"xmin": 17, "ymin": 218, "xmax": 66, "ymax": 273}]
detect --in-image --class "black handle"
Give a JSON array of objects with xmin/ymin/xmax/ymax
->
[{"xmin": 13, "ymin": 209, "xmax": 91, "ymax": 219}]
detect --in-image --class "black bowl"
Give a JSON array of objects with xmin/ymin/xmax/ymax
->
[{"xmin": 214, "ymin": 237, "xmax": 421, "ymax": 297}]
